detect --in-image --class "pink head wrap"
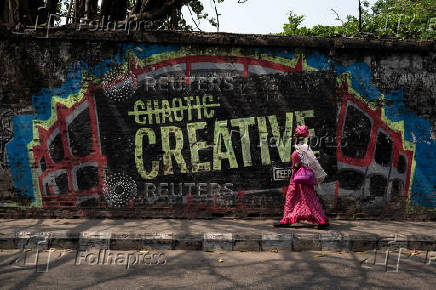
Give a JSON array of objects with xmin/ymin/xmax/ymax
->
[{"xmin": 294, "ymin": 125, "xmax": 310, "ymax": 138}]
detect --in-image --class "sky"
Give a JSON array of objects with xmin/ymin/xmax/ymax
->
[{"xmin": 181, "ymin": 0, "xmax": 380, "ymax": 34}]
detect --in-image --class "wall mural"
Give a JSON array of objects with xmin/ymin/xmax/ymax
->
[{"xmin": 3, "ymin": 44, "xmax": 435, "ymax": 214}]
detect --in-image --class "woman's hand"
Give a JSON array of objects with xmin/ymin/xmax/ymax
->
[{"xmin": 292, "ymin": 162, "xmax": 301, "ymax": 174}]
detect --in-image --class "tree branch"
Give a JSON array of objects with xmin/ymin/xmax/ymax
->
[
  {"xmin": 211, "ymin": 0, "xmax": 220, "ymax": 32},
  {"xmin": 66, "ymin": 0, "xmax": 73, "ymax": 24},
  {"xmin": 131, "ymin": 0, "xmax": 190, "ymax": 21},
  {"xmin": 187, "ymin": 4, "xmax": 202, "ymax": 31},
  {"xmin": 331, "ymin": 8, "xmax": 344, "ymax": 25}
]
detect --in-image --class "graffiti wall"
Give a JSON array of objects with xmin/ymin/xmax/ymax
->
[{"xmin": 0, "ymin": 32, "xmax": 435, "ymax": 218}]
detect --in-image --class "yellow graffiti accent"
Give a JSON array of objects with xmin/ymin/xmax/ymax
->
[
  {"xmin": 203, "ymin": 94, "xmax": 216, "ymax": 118},
  {"xmin": 295, "ymin": 110, "xmax": 315, "ymax": 136},
  {"xmin": 336, "ymin": 71, "xmax": 417, "ymax": 201},
  {"xmin": 336, "ymin": 72, "xmax": 383, "ymax": 111},
  {"xmin": 268, "ymin": 113, "xmax": 294, "ymax": 163},
  {"xmin": 126, "ymin": 46, "xmax": 305, "ymax": 72},
  {"xmin": 231, "ymin": 117, "xmax": 255, "ymax": 167},
  {"xmin": 380, "ymin": 107, "xmax": 417, "ymax": 197},
  {"xmin": 128, "ymin": 100, "xmax": 147, "ymax": 124},
  {"xmin": 213, "ymin": 120, "xmax": 238, "ymax": 170},
  {"xmin": 183, "ymin": 96, "xmax": 194, "ymax": 121},
  {"xmin": 187, "ymin": 122, "xmax": 211, "ymax": 173},
  {"xmin": 172, "ymin": 98, "xmax": 184, "ymax": 122},
  {"xmin": 257, "ymin": 116, "xmax": 271, "ymax": 166},
  {"xmin": 161, "ymin": 126, "xmax": 188, "ymax": 175},
  {"xmin": 161, "ymin": 100, "xmax": 174, "ymax": 123},
  {"xmin": 129, "ymin": 95, "xmax": 220, "ymax": 125},
  {"xmin": 135, "ymin": 128, "xmax": 160, "ymax": 179},
  {"xmin": 294, "ymin": 110, "xmax": 318, "ymax": 155},
  {"xmin": 26, "ymin": 87, "xmax": 91, "ymax": 208}
]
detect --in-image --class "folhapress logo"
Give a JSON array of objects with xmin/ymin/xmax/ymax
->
[
  {"xmin": 11, "ymin": 248, "xmax": 167, "ymax": 272},
  {"xmin": 75, "ymin": 249, "xmax": 167, "ymax": 269}
]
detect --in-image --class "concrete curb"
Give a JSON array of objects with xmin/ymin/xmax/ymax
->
[{"xmin": 0, "ymin": 232, "xmax": 435, "ymax": 252}]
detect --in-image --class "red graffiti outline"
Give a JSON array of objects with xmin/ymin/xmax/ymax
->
[
  {"xmin": 336, "ymin": 81, "xmax": 413, "ymax": 201},
  {"xmin": 32, "ymin": 86, "xmax": 107, "ymax": 208}
]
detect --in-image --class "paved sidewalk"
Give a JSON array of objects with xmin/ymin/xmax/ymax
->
[{"xmin": 0, "ymin": 219, "xmax": 435, "ymax": 252}]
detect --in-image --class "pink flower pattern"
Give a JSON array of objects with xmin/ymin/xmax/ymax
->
[{"xmin": 280, "ymin": 151, "xmax": 328, "ymax": 225}]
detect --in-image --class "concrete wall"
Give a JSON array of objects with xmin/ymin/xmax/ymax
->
[{"xmin": 0, "ymin": 29, "xmax": 435, "ymax": 218}]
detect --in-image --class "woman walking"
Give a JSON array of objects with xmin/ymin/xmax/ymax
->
[{"xmin": 274, "ymin": 125, "xmax": 329, "ymax": 230}]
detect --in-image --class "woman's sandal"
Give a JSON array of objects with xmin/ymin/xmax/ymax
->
[
  {"xmin": 273, "ymin": 222, "xmax": 292, "ymax": 228},
  {"xmin": 317, "ymin": 222, "xmax": 330, "ymax": 230}
]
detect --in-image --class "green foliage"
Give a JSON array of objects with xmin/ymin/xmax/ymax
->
[
  {"xmin": 178, "ymin": 0, "xmax": 225, "ymax": 31},
  {"xmin": 282, "ymin": 0, "xmax": 436, "ymax": 39},
  {"xmin": 49, "ymin": 0, "xmax": 223, "ymax": 31},
  {"xmin": 127, "ymin": 0, "xmax": 136, "ymax": 12}
]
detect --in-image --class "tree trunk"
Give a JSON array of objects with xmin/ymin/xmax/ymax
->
[
  {"xmin": 20, "ymin": 0, "xmax": 33, "ymax": 24},
  {"xmin": 84, "ymin": 0, "xmax": 98, "ymax": 19},
  {"xmin": 47, "ymin": 0, "xmax": 59, "ymax": 25},
  {"xmin": 8, "ymin": 0, "xmax": 18, "ymax": 26},
  {"xmin": 169, "ymin": 7, "xmax": 180, "ymax": 30},
  {"xmin": 80, "ymin": 0, "xmax": 86, "ymax": 19},
  {"xmin": 5, "ymin": 0, "xmax": 33, "ymax": 26},
  {"xmin": 0, "ymin": 0, "xmax": 7, "ymax": 24},
  {"xmin": 116, "ymin": 0, "xmax": 128, "ymax": 20},
  {"xmin": 30, "ymin": 0, "xmax": 44, "ymax": 25},
  {"xmin": 65, "ymin": 0, "xmax": 73, "ymax": 24},
  {"xmin": 101, "ymin": 0, "xmax": 111, "ymax": 17},
  {"xmin": 1, "ymin": 0, "xmax": 184, "ymax": 28},
  {"xmin": 47, "ymin": 0, "xmax": 59, "ymax": 15},
  {"xmin": 70, "ymin": 0, "xmax": 92, "ymax": 23},
  {"xmin": 101, "ymin": 0, "xmax": 127, "ymax": 21},
  {"xmin": 134, "ymin": 0, "xmax": 142, "ymax": 14},
  {"xmin": 132, "ymin": 0, "xmax": 189, "ymax": 25},
  {"xmin": 140, "ymin": 0, "xmax": 152, "ymax": 13},
  {"xmin": 73, "ymin": 0, "xmax": 79, "ymax": 22}
]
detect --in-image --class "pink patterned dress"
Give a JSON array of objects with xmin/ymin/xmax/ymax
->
[{"xmin": 280, "ymin": 150, "xmax": 328, "ymax": 225}]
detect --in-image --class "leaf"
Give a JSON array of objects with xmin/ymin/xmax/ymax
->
[
  {"xmin": 217, "ymin": 258, "xmax": 224, "ymax": 263},
  {"xmin": 281, "ymin": 0, "xmax": 435, "ymax": 39},
  {"xmin": 313, "ymin": 254, "xmax": 326, "ymax": 258},
  {"xmin": 360, "ymin": 257, "xmax": 369, "ymax": 264},
  {"xmin": 139, "ymin": 250, "xmax": 149, "ymax": 254},
  {"xmin": 271, "ymin": 249, "xmax": 279, "ymax": 253},
  {"xmin": 401, "ymin": 249, "xmax": 421, "ymax": 256},
  {"xmin": 48, "ymin": 248, "xmax": 56, "ymax": 252},
  {"xmin": 239, "ymin": 249, "xmax": 248, "ymax": 252},
  {"xmin": 410, "ymin": 250, "xmax": 421, "ymax": 256},
  {"xmin": 24, "ymin": 249, "xmax": 32, "ymax": 252},
  {"xmin": 355, "ymin": 251, "xmax": 367, "ymax": 255}
]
